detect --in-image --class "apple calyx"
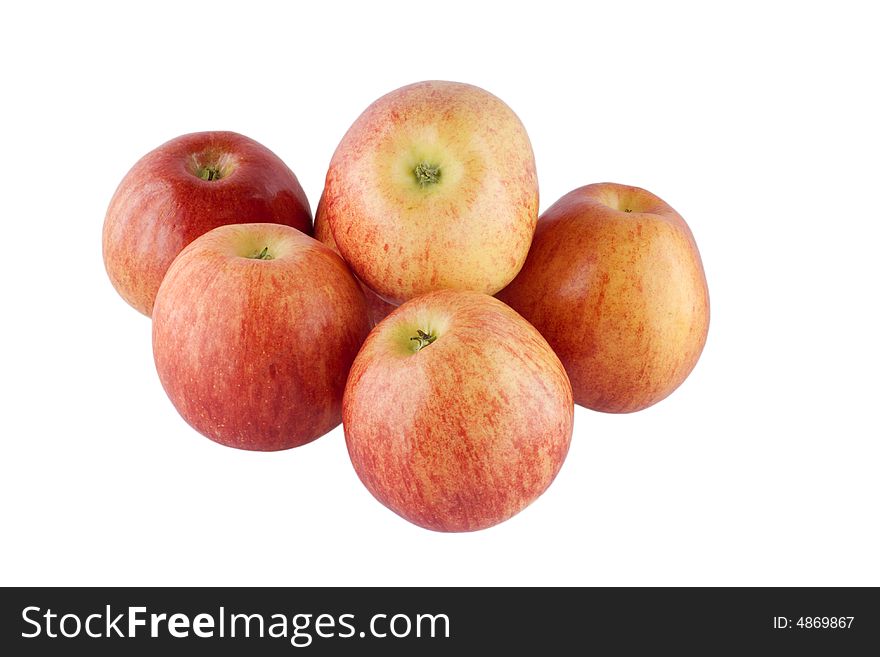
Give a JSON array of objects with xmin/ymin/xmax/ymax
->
[
  {"xmin": 197, "ymin": 165, "xmax": 224, "ymax": 181},
  {"xmin": 189, "ymin": 151, "xmax": 236, "ymax": 182},
  {"xmin": 413, "ymin": 162, "xmax": 441, "ymax": 187},
  {"xmin": 410, "ymin": 329, "xmax": 437, "ymax": 351},
  {"xmin": 250, "ymin": 246, "xmax": 274, "ymax": 260}
]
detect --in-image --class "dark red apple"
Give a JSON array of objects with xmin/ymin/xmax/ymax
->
[
  {"xmin": 152, "ymin": 223, "xmax": 369, "ymax": 451},
  {"xmin": 343, "ymin": 290, "xmax": 573, "ymax": 531},
  {"xmin": 103, "ymin": 131, "xmax": 312, "ymax": 316}
]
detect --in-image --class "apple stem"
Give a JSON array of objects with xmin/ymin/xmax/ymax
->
[
  {"xmin": 251, "ymin": 246, "xmax": 273, "ymax": 260},
  {"xmin": 410, "ymin": 329, "xmax": 437, "ymax": 351},
  {"xmin": 413, "ymin": 162, "xmax": 441, "ymax": 187},
  {"xmin": 198, "ymin": 165, "xmax": 222, "ymax": 181}
]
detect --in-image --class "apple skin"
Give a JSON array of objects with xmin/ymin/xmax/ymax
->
[
  {"xmin": 497, "ymin": 183, "xmax": 709, "ymax": 413},
  {"xmin": 314, "ymin": 194, "xmax": 397, "ymax": 327},
  {"xmin": 343, "ymin": 290, "xmax": 573, "ymax": 532},
  {"xmin": 321, "ymin": 80, "xmax": 539, "ymax": 304},
  {"xmin": 152, "ymin": 223, "xmax": 369, "ymax": 451},
  {"xmin": 103, "ymin": 131, "xmax": 312, "ymax": 316}
]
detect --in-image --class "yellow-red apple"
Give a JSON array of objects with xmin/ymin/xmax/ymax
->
[
  {"xmin": 103, "ymin": 131, "xmax": 312, "ymax": 316},
  {"xmin": 343, "ymin": 291, "xmax": 573, "ymax": 532},
  {"xmin": 498, "ymin": 183, "xmax": 709, "ymax": 413},
  {"xmin": 152, "ymin": 223, "xmax": 369, "ymax": 451},
  {"xmin": 321, "ymin": 80, "xmax": 538, "ymax": 304}
]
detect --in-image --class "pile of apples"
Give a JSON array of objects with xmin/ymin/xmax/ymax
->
[{"xmin": 103, "ymin": 81, "xmax": 709, "ymax": 532}]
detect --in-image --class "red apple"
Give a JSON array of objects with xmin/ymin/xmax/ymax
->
[
  {"xmin": 497, "ymin": 183, "xmax": 710, "ymax": 413},
  {"xmin": 152, "ymin": 223, "xmax": 369, "ymax": 451},
  {"xmin": 103, "ymin": 131, "xmax": 312, "ymax": 316},
  {"xmin": 321, "ymin": 80, "xmax": 539, "ymax": 304},
  {"xmin": 343, "ymin": 290, "xmax": 573, "ymax": 532},
  {"xmin": 313, "ymin": 194, "xmax": 397, "ymax": 327}
]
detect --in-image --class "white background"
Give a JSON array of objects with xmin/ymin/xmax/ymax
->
[{"xmin": 2, "ymin": 1, "xmax": 878, "ymax": 586}]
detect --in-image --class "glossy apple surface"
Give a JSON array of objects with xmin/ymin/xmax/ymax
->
[
  {"xmin": 152, "ymin": 223, "xmax": 369, "ymax": 450},
  {"xmin": 343, "ymin": 290, "xmax": 573, "ymax": 531},
  {"xmin": 498, "ymin": 183, "xmax": 709, "ymax": 413},
  {"xmin": 104, "ymin": 131, "xmax": 312, "ymax": 316},
  {"xmin": 321, "ymin": 80, "xmax": 538, "ymax": 304},
  {"xmin": 313, "ymin": 195, "xmax": 397, "ymax": 327}
]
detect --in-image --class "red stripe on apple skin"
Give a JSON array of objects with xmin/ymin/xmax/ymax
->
[
  {"xmin": 497, "ymin": 182, "xmax": 710, "ymax": 413},
  {"xmin": 313, "ymin": 195, "xmax": 398, "ymax": 327},
  {"xmin": 103, "ymin": 131, "xmax": 313, "ymax": 317},
  {"xmin": 152, "ymin": 223, "xmax": 369, "ymax": 451},
  {"xmin": 343, "ymin": 291, "xmax": 574, "ymax": 532}
]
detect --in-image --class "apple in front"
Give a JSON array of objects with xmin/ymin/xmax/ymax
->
[
  {"xmin": 320, "ymin": 80, "xmax": 539, "ymax": 304},
  {"xmin": 103, "ymin": 131, "xmax": 312, "ymax": 316},
  {"xmin": 498, "ymin": 183, "xmax": 710, "ymax": 413},
  {"xmin": 152, "ymin": 223, "xmax": 369, "ymax": 451},
  {"xmin": 314, "ymin": 194, "xmax": 397, "ymax": 327},
  {"xmin": 343, "ymin": 291, "xmax": 573, "ymax": 532}
]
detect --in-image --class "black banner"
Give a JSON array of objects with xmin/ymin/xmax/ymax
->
[{"xmin": 1, "ymin": 587, "xmax": 877, "ymax": 654}]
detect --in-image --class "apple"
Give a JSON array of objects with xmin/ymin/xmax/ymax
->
[
  {"xmin": 343, "ymin": 290, "xmax": 573, "ymax": 532},
  {"xmin": 314, "ymin": 194, "xmax": 397, "ymax": 327},
  {"xmin": 152, "ymin": 223, "xmax": 369, "ymax": 451},
  {"xmin": 497, "ymin": 183, "xmax": 710, "ymax": 413},
  {"xmin": 103, "ymin": 131, "xmax": 312, "ymax": 316},
  {"xmin": 320, "ymin": 80, "xmax": 539, "ymax": 304}
]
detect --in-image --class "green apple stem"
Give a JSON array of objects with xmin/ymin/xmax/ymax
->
[
  {"xmin": 251, "ymin": 246, "xmax": 273, "ymax": 260},
  {"xmin": 413, "ymin": 162, "xmax": 441, "ymax": 187},
  {"xmin": 410, "ymin": 329, "xmax": 437, "ymax": 351},
  {"xmin": 197, "ymin": 165, "xmax": 223, "ymax": 181}
]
